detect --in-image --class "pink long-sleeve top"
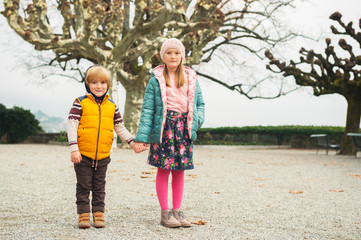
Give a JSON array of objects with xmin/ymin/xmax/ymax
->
[{"xmin": 166, "ymin": 75, "xmax": 188, "ymax": 113}]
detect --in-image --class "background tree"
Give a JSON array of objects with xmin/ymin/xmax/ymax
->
[
  {"xmin": 0, "ymin": 104, "xmax": 7, "ymax": 141},
  {"xmin": 0, "ymin": 105, "xmax": 42, "ymax": 143},
  {"xmin": 265, "ymin": 12, "xmax": 361, "ymax": 155},
  {"xmin": 2, "ymin": 0, "xmax": 298, "ymax": 134}
]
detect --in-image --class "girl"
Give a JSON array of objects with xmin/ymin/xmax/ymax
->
[{"xmin": 134, "ymin": 38, "xmax": 205, "ymax": 228}]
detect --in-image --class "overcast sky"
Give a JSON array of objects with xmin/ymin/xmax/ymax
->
[{"xmin": 0, "ymin": 0, "xmax": 360, "ymax": 128}]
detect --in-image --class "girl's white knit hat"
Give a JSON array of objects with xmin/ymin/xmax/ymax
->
[{"xmin": 160, "ymin": 38, "xmax": 186, "ymax": 62}]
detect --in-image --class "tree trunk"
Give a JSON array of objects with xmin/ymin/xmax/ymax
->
[
  {"xmin": 109, "ymin": 69, "xmax": 120, "ymax": 149},
  {"xmin": 340, "ymin": 95, "xmax": 361, "ymax": 155},
  {"xmin": 122, "ymin": 78, "xmax": 147, "ymax": 136}
]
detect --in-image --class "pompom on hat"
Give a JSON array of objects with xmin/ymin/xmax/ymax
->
[{"xmin": 160, "ymin": 38, "xmax": 186, "ymax": 62}]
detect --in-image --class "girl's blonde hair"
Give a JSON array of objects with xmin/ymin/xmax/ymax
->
[
  {"xmin": 85, "ymin": 65, "xmax": 111, "ymax": 88},
  {"xmin": 163, "ymin": 62, "xmax": 185, "ymax": 88}
]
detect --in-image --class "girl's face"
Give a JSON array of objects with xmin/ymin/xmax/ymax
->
[
  {"xmin": 163, "ymin": 48, "xmax": 182, "ymax": 71},
  {"xmin": 88, "ymin": 79, "xmax": 108, "ymax": 97}
]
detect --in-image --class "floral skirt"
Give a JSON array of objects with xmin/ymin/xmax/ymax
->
[{"xmin": 147, "ymin": 110, "xmax": 194, "ymax": 171}]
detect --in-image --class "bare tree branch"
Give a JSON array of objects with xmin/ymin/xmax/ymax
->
[
  {"xmin": 197, "ymin": 71, "xmax": 299, "ymax": 100},
  {"xmin": 2, "ymin": 0, "xmax": 302, "ymax": 134}
]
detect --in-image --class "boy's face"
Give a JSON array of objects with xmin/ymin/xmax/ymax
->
[
  {"xmin": 88, "ymin": 78, "xmax": 108, "ymax": 97},
  {"xmin": 163, "ymin": 48, "xmax": 182, "ymax": 71}
]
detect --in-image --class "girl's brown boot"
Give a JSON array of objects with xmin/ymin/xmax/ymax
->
[
  {"xmin": 78, "ymin": 213, "xmax": 91, "ymax": 228},
  {"xmin": 93, "ymin": 212, "xmax": 106, "ymax": 228},
  {"xmin": 160, "ymin": 210, "xmax": 181, "ymax": 228},
  {"xmin": 172, "ymin": 209, "xmax": 192, "ymax": 227}
]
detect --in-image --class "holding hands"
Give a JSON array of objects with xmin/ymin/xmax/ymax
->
[{"xmin": 133, "ymin": 142, "xmax": 148, "ymax": 153}]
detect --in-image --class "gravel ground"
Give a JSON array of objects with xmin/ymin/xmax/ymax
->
[{"xmin": 0, "ymin": 144, "xmax": 360, "ymax": 240}]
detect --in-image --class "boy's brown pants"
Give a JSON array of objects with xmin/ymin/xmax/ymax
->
[{"xmin": 74, "ymin": 155, "xmax": 111, "ymax": 214}]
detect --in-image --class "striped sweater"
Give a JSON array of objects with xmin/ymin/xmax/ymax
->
[{"xmin": 67, "ymin": 97, "xmax": 134, "ymax": 153}]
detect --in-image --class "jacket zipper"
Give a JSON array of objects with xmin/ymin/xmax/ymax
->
[{"xmin": 94, "ymin": 103, "xmax": 101, "ymax": 161}]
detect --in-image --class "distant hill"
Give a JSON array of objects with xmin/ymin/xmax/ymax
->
[{"xmin": 34, "ymin": 110, "xmax": 67, "ymax": 133}]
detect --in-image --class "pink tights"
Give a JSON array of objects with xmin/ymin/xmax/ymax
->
[{"xmin": 156, "ymin": 168, "xmax": 185, "ymax": 210}]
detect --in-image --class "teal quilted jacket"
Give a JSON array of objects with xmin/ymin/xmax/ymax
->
[{"xmin": 134, "ymin": 65, "xmax": 205, "ymax": 143}]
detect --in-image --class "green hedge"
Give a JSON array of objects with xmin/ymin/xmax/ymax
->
[
  {"xmin": 196, "ymin": 125, "xmax": 345, "ymax": 145},
  {"xmin": 199, "ymin": 125, "xmax": 344, "ymax": 135}
]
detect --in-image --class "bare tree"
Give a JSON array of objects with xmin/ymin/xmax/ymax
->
[
  {"xmin": 2, "ymin": 0, "xmax": 299, "ymax": 134},
  {"xmin": 265, "ymin": 11, "xmax": 361, "ymax": 155}
]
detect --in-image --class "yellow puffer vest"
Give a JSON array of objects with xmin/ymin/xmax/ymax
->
[{"xmin": 77, "ymin": 94, "xmax": 115, "ymax": 160}]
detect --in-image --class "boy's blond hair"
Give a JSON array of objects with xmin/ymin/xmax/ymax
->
[{"xmin": 85, "ymin": 65, "xmax": 111, "ymax": 88}]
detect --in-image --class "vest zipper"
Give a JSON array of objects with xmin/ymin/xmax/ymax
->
[{"xmin": 94, "ymin": 103, "xmax": 101, "ymax": 161}]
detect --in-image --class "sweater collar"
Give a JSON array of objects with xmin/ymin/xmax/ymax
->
[{"xmin": 86, "ymin": 93, "xmax": 109, "ymax": 105}]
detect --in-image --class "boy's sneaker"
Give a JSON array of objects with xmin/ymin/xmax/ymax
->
[
  {"xmin": 93, "ymin": 211, "xmax": 106, "ymax": 228},
  {"xmin": 172, "ymin": 209, "xmax": 191, "ymax": 227},
  {"xmin": 78, "ymin": 213, "xmax": 91, "ymax": 228}
]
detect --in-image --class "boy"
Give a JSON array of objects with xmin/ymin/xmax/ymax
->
[{"xmin": 67, "ymin": 65, "xmax": 144, "ymax": 228}]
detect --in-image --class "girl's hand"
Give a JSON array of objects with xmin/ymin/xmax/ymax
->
[
  {"xmin": 71, "ymin": 151, "xmax": 82, "ymax": 163},
  {"xmin": 140, "ymin": 143, "xmax": 149, "ymax": 152},
  {"xmin": 133, "ymin": 142, "xmax": 148, "ymax": 153}
]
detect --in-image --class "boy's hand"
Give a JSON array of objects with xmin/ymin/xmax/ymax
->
[
  {"xmin": 71, "ymin": 151, "xmax": 82, "ymax": 163},
  {"xmin": 132, "ymin": 142, "xmax": 141, "ymax": 153}
]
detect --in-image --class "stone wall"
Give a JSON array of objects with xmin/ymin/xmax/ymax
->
[
  {"xmin": 24, "ymin": 132, "xmax": 61, "ymax": 144},
  {"xmin": 24, "ymin": 132, "xmax": 343, "ymax": 148}
]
